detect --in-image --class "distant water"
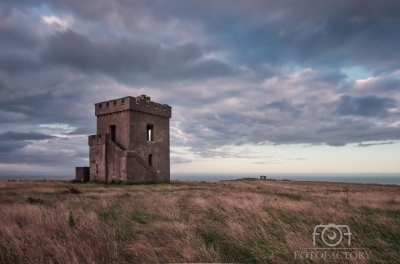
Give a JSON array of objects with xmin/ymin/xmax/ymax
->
[
  {"xmin": 0, "ymin": 175, "xmax": 72, "ymax": 180},
  {"xmin": 171, "ymin": 173, "xmax": 400, "ymax": 185},
  {"xmin": 1, "ymin": 173, "xmax": 399, "ymax": 185}
]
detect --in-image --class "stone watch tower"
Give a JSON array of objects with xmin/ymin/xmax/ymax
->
[{"xmin": 76, "ymin": 95, "xmax": 171, "ymax": 183}]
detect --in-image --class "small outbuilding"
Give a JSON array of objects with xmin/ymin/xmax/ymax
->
[
  {"xmin": 75, "ymin": 167, "xmax": 90, "ymax": 182},
  {"xmin": 260, "ymin": 175, "xmax": 267, "ymax": 180}
]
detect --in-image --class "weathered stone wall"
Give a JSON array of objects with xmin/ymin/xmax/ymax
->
[
  {"xmin": 105, "ymin": 139, "xmax": 161, "ymax": 183},
  {"xmin": 128, "ymin": 111, "xmax": 170, "ymax": 181},
  {"xmin": 106, "ymin": 139, "xmax": 127, "ymax": 182},
  {"xmin": 88, "ymin": 134, "xmax": 108, "ymax": 182},
  {"xmin": 96, "ymin": 111, "xmax": 130, "ymax": 150},
  {"xmin": 126, "ymin": 152, "xmax": 159, "ymax": 183}
]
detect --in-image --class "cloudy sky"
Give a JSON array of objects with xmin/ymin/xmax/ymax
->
[{"xmin": 1, "ymin": 0, "xmax": 399, "ymax": 177}]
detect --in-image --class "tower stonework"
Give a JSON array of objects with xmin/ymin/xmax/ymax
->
[{"xmin": 78, "ymin": 95, "xmax": 171, "ymax": 183}]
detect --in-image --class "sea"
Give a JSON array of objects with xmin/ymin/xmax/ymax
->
[
  {"xmin": 1, "ymin": 173, "xmax": 399, "ymax": 185},
  {"xmin": 172, "ymin": 173, "xmax": 400, "ymax": 185}
]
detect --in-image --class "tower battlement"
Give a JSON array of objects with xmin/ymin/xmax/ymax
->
[
  {"xmin": 95, "ymin": 95, "xmax": 171, "ymax": 118},
  {"xmin": 88, "ymin": 133, "xmax": 110, "ymax": 146}
]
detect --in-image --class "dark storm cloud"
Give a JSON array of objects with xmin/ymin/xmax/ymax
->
[
  {"xmin": 68, "ymin": 127, "xmax": 95, "ymax": 135},
  {"xmin": 42, "ymin": 30, "xmax": 235, "ymax": 82},
  {"xmin": 175, "ymin": 105, "xmax": 400, "ymax": 157},
  {"xmin": 337, "ymin": 95, "xmax": 396, "ymax": 117},
  {"xmin": 0, "ymin": 12, "xmax": 39, "ymax": 52},
  {"xmin": 0, "ymin": 141, "xmax": 31, "ymax": 153},
  {"xmin": 0, "ymin": 53, "xmax": 39, "ymax": 74},
  {"xmin": 255, "ymin": 100, "xmax": 301, "ymax": 118},
  {"xmin": 0, "ymin": 149, "xmax": 76, "ymax": 164},
  {"xmin": 377, "ymin": 78, "xmax": 400, "ymax": 91},
  {"xmin": 0, "ymin": 93, "xmax": 91, "ymax": 125},
  {"xmin": 0, "ymin": 131, "xmax": 55, "ymax": 153},
  {"xmin": 351, "ymin": 77, "xmax": 400, "ymax": 92},
  {"xmin": 40, "ymin": 0, "xmax": 400, "ymax": 72},
  {"xmin": 0, "ymin": 131, "xmax": 55, "ymax": 141},
  {"xmin": 119, "ymin": 0, "xmax": 400, "ymax": 73},
  {"xmin": 357, "ymin": 141, "xmax": 395, "ymax": 147},
  {"xmin": 43, "ymin": 30, "xmax": 162, "ymax": 73},
  {"xmin": 154, "ymin": 59, "xmax": 236, "ymax": 80},
  {"xmin": 254, "ymin": 117, "xmax": 400, "ymax": 147},
  {"xmin": 0, "ymin": 136, "xmax": 87, "ymax": 168}
]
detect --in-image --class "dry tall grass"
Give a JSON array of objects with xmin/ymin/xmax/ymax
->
[{"xmin": 0, "ymin": 178, "xmax": 399, "ymax": 263}]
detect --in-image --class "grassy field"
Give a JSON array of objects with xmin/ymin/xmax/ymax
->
[{"xmin": 0, "ymin": 178, "xmax": 399, "ymax": 263}]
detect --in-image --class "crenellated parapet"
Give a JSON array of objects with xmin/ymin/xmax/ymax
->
[
  {"xmin": 88, "ymin": 133, "xmax": 110, "ymax": 146},
  {"xmin": 94, "ymin": 94, "xmax": 171, "ymax": 118}
]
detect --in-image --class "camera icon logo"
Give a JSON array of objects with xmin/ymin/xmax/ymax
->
[{"xmin": 313, "ymin": 223, "xmax": 352, "ymax": 247}]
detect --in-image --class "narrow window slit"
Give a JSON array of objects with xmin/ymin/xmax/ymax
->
[
  {"xmin": 147, "ymin": 124, "xmax": 154, "ymax": 141},
  {"xmin": 110, "ymin": 125, "xmax": 116, "ymax": 142}
]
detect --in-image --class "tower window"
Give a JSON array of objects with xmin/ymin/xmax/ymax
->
[
  {"xmin": 110, "ymin": 125, "xmax": 116, "ymax": 142},
  {"xmin": 147, "ymin": 124, "xmax": 154, "ymax": 141},
  {"xmin": 149, "ymin": 154, "xmax": 153, "ymax": 166}
]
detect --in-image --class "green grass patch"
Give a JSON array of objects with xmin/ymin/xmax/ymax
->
[
  {"xmin": 347, "ymin": 207, "xmax": 400, "ymax": 262},
  {"xmin": 275, "ymin": 192, "xmax": 302, "ymax": 201},
  {"xmin": 198, "ymin": 230, "xmax": 258, "ymax": 263},
  {"xmin": 176, "ymin": 195, "xmax": 192, "ymax": 222},
  {"xmin": 129, "ymin": 212, "xmax": 153, "ymax": 224},
  {"xmin": 116, "ymin": 221, "xmax": 135, "ymax": 242},
  {"xmin": 359, "ymin": 206, "xmax": 400, "ymax": 225},
  {"xmin": 205, "ymin": 208, "xmax": 227, "ymax": 224},
  {"xmin": 97, "ymin": 210, "xmax": 116, "ymax": 220}
]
